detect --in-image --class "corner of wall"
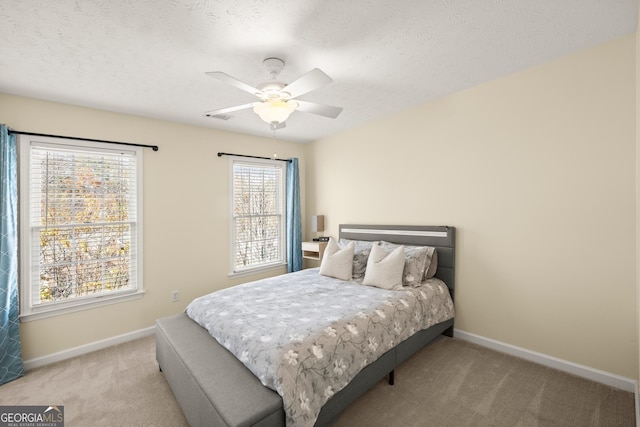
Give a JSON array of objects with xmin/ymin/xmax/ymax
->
[{"xmin": 635, "ymin": 1, "xmax": 640, "ymax": 422}]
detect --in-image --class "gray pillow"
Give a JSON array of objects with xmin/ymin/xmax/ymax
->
[
  {"xmin": 423, "ymin": 249, "xmax": 438, "ymax": 280},
  {"xmin": 380, "ymin": 242, "xmax": 434, "ymax": 287},
  {"xmin": 339, "ymin": 238, "xmax": 377, "ymax": 279}
]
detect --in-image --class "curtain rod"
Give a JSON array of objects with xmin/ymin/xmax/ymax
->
[
  {"xmin": 8, "ymin": 130, "xmax": 159, "ymax": 151},
  {"xmin": 217, "ymin": 152, "xmax": 291, "ymax": 162}
]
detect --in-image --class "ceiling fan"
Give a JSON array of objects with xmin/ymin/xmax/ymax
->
[{"xmin": 204, "ymin": 57, "xmax": 343, "ymax": 129}]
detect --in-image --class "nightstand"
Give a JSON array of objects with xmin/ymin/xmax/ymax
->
[{"xmin": 302, "ymin": 241, "xmax": 328, "ymax": 261}]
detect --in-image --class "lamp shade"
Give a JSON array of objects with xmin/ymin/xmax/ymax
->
[
  {"xmin": 311, "ymin": 215, "xmax": 324, "ymax": 232},
  {"xmin": 253, "ymin": 99, "xmax": 298, "ymax": 124}
]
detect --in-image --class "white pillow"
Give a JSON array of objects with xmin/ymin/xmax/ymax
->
[
  {"xmin": 319, "ymin": 238, "xmax": 354, "ymax": 281},
  {"xmin": 362, "ymin": 244, "xmax": 405, "ymax": 290}
]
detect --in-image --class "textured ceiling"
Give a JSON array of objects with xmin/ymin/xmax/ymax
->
[{"xmin": 0, "ymin": 1, "xmax": 637, "ymax": 143}]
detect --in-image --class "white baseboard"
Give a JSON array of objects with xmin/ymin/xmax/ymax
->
[
  {"xmin": 635, "ymin": 382, "xmax": 639, "ymax": 427},
  {"xmin": 454, "ymin": 329, "xmax": 637, "ymax": 393},
  {"xmin": 23, "ymin": 326, "xmax": 156, "ymax": 371}
]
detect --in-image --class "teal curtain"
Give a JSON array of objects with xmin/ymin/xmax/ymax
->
[
  {"xmin": 286, "ymin": 158, "xmax": 302, "ymax": 272},
  {"xmin": 0, "ymin": 125, "xmax": 23, "ymax": 384}
]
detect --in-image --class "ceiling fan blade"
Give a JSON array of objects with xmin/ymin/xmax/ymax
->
[
  {"xmin": 295, "ymin": 100, "xmax": 343, "ymax": 119},
  {"xmin": 284, "ymin": 68, "xmax": 333, "ymax": 99},
  {"xmin": 205, "ymin": 71, "xmax": 262, "ymax": 96},
  {"xmin": 204, "ymin": 102, "xmax": 257, "ymax": 117}
]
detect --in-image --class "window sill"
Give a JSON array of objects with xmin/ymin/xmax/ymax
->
[
  {"xmin": 19, "ymin": 290, "xmax": 146, "ymax": 322},
  {"xmin": 228, "ymin": 262, "xmax": 287, "ymax": 279}
]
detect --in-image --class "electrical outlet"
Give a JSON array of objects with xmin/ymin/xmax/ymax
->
[{"xmin": 171, "ymin": 290, "xmax": 180, "ymax": 302}]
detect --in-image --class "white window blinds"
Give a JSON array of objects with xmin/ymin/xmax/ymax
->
[
  {"xmin": 232, "ymin": 159, "xmax": 285, "ymax": 272},
  {"xmin": 28, "ymin": 142, "xmax": 139, "ymax": 306}
]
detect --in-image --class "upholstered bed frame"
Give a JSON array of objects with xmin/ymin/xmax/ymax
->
[{"xmin": 156, "ymin": 225, "xmax": 455, "ymax": 426}]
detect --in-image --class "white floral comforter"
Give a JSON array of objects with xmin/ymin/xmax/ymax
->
[{"xmin": 185, "ymin": 268, "xmax": 454, "ymax": 427}]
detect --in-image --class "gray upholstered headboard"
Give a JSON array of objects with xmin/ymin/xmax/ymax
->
[{"xmin": 339, "ymin": 224, "xmax": 456, "ymax": 300}]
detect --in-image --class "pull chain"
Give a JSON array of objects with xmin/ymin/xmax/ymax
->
[{"xmin": 272, "ymin": 124, "xmax": 278, "ymax": 159}]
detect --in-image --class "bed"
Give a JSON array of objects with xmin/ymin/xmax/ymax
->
[{"xmin": 156, "ymin": 224, "xmax": 455, "ymax": 427}]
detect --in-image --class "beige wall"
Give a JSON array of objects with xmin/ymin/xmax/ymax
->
[
  {"xmin": 0, "ymin": 93, "xmax": 308, "ymax": 360},
  {"xmin": 308, "ymin": 35, "xmax": 637, "ymax": 378}
]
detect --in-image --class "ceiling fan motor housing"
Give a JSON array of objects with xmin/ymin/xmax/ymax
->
[{"xmin": 257, "ymin": 58, "xmax": 290, "ymax": 100}]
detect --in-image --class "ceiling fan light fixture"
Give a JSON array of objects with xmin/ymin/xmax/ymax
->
[{"xmin": 253, "ymin": 99, "xmax": 298, "ymax": 124}]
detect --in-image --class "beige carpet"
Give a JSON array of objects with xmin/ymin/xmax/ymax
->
[
  {"xmin": 0, "ymin": 335, "xmax": 634, "ymax": 426},
  {"xmin": 334, "ymin": 337, "xmax": 635, "ymax": 427},
  {"xmin": 0, "ymin": 335, "xmax": 187, "ymax": 427}
]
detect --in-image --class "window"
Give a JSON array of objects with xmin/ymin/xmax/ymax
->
[
  {"xmin": 19, "ymin": 136, "xmax": 143, "ymax": 320},
  {"xmin": 230, "ymin": 158, "xmax": 286, "ymax": 274}
]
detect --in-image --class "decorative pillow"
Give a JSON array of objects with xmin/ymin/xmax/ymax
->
[
  {"xmin": 380, "ymin": 242, "xmax": 434, "ymax": 287},
  {"xmin": 423, "ymin": 249, "xmax": 438, "ymax": 280},
  {"xmin": 319, "ymin": 238, "xmax": 354, "ymax": 281},
  {"xmin": 339, "ymin": 238, "xmax": 377, "ymax": 279},
  {"xmin": 362, "ymin": 244, "xmax": 405, "ymax": 290}
]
